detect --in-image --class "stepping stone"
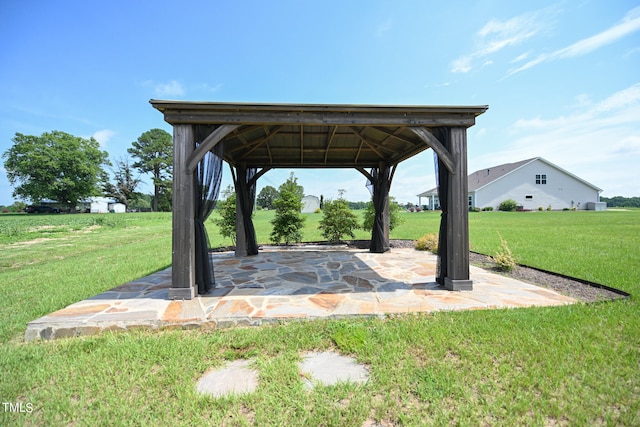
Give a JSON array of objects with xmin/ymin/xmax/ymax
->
[
  {"xmin": 299, "ymin": 351, "xmax": 369, "ymax": 389},
  {"xmin": 196, "ymin": 359, "xmax": 258, "ymax": 397}
]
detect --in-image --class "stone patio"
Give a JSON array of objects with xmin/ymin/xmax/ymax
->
[{"xmin": 25, "ymin": 248, "xmax": 576, "ymax": 341}]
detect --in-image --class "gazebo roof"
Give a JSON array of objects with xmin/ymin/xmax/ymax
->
[{"xmin": 150, "ymin": 100, "xmax": 488, "ymax": 169}]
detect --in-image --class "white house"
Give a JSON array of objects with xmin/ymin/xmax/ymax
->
[{"xmin": 418, "ymin": 157, "xmax": 604, "ymax": 211}]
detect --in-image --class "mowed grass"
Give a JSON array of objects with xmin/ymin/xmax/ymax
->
[{"xmin": 1, "ymin": 210, "xmax": 639, "ymax": 426}]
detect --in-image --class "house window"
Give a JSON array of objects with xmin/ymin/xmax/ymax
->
[
  {"xmin": 468, "ymin": 196, "xmax": 473, "ymax": 209},
  {"xmin": 535, "ymin": 174, "xmax": 547, "ymax": 185},
  {"xmin": 525, "ymin": 195, "xmax": 533, "ymax": 199}
]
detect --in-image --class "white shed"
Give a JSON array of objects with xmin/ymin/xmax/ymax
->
[{"xmin": 301, "ymin": 195, "xmax": 320, "ymax": 213}]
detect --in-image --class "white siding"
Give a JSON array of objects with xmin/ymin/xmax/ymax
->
[{"xmin": 473, "ymin": 159, "xmax": 600, "ymax": 210}]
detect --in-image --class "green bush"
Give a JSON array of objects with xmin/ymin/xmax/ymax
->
[
  {"xmin": 493, "ymin": 236, "xmax": 516, "ymax": 272},
  {"xmin": 318, "ymin": 198, "xmax": 359, "ymax": 243},
  {"xmin": 538, "ymin": 206, "xmax": 544, "ymax": 211},
  {"xmin": 362, "ymin": 197, "xmax": 404, "ymax": 232},
  {"xmin": 498, "ymin": 199, "xmax": 517, "ymax": 212},
  {"xmin": 415, "ymin": 233, "xmax": 439, "ymax": 253},
  {"xmin": 482, "ymin": 207, "xmax": 494, "ymax": 211},
  {"xmin": 270, "ymin": 173, "xmax": 305, "ymax": 244},
  {"xmin": 211, "ymin": 186, "xmax": 237, "ymax": 244},
  {"xmin": 470, "ymin": 207, "xmax": 481, "ymax": 212}
]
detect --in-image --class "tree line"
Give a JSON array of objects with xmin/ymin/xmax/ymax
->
[
  {"xmin": 2, "ymin": 129, "xmax": 173, "ymax": 212},
  {"xmin": 600, "ymin": 196, "xmax": 640, "ymax": 208}
]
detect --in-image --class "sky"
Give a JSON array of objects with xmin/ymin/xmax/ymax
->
[{"xmin": 1, "ymin": 0, "xmax": 639, "ymax": 206}]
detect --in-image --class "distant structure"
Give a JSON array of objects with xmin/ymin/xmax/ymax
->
[
  {"xmin": 418, "ymin": 157, "xmax": 604, "ymax": 211},
  {"xmin": 301, "ymin": 195, "xmax": 320, "ymax": 213}
]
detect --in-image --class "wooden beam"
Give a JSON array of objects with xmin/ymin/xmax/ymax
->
[
  {"xmin": 444, "ymin": 127, "xmax": 472, "ymax": 291},
  {"xmin": 187, "ymin": 124, "xmax": 238, "ymax": 172},
  {"xmin": 324, "ymin": 126, "xmax": 337, "ymax": 164},
  {"xmin": 248, "ymin": 167, "xmax": 272, "ymax": 187},
  {"xmin": 356, "ymin": 167, "xmax": 374, "ymax": 182},
  {"xmin": 409, "ymin": 127, "xmax": 456, "ymax": 173},
  {"xmin": 300, "ymin": 125, "xmax": 304, "ymax": 164},
  {"xmin": 170, "ymin": 124, "xmax": 196, "ymax": 300},
  {"xmin": 160, "ymin": 110, "xmax": 483, "ymax": 127},
  {"xmin": 347, "ymin": 127, "xmax": 387, "ymax": 158}
]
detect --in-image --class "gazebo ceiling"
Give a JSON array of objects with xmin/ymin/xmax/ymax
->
[{"xmin": 151, "ymin": 100, "xmax": 488, "ymax": 169}]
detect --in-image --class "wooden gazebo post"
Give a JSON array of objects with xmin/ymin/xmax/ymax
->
[
  {"xmin": 444, "ymin": 127, "xmax": 472, "ymax": 291},
  {"xmin": 170, "ymin": 124, "xmax": 197, "ymax": 299}
]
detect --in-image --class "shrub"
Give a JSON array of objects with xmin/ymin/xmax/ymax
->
[
  {"xmin": 362, "ymin": 197, "xmax": 404, "ymax": 232},
  {"xmin": 498, "ymin": 199, "xmax": 517, "ymax": 212},
  {"xmin": 415, "ymin": 233, "xmax": 439, "ymax": 253},
  {"xmin": 547, "ymin": 205, "xmax": 552, "ymax": 211},
  {"xmin": 270, "ymin": 173, "xmax": 305, "ymax": 244},
  {"xmin": 493, "ymin": 236, "xmax": 516, "ymax": 272},
  {"xmin": 314, "ymin": 208, "xmax": 322, "ymax": 214},
  {"xmin": 538, "ymin": 206, "xmax": 544, "ymax": 211},
  {"xmin": 470, "ymin": 207, "xmax": 481, "ymax": 212},
  {"xmin": 318, "ymin": 198, "xmax": 360, "ymax": 243},
  {"xmin": 482, "ymin": 207, "xmax": 494, "ymax": 211},
  {"xmin": 211, "ymin": 186, "xmax": 237, "ymax": 244}
]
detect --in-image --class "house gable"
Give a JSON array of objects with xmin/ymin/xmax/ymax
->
[{"xmin": 472, "ymin": 157, "xmax": 602, "ymax": 210}]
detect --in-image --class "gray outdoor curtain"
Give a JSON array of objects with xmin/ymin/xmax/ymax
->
[
  {"xmin": 367, "ymin": 164, "xmax": 391, "ymax": 253},
  {"xmin": 235, "ymin": 164, "xmax": 259, "ymax": 256},
  {"xmin": 433, "ymin": 129, "xmax": 449, "ymax": 286},
  {"xmin": 195, "ymin": 141, "xmax": 224, "ymax": 294}
]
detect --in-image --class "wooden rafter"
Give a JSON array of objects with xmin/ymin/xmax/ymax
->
[
  {"xmin": 324, "ymin": 126, "xmax": 337, "ymax": 164},
  {"xmin": 347, "ymin": 126, "xmax": 394, "ymax": 158},
  {"xmin": 235, "ymin": 126, "xmax": 283, "ymax": 163}
]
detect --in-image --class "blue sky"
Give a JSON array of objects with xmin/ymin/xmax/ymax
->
[{"xmin": 1, "ymin": 0, "xmax": 639, "ymax": 206}]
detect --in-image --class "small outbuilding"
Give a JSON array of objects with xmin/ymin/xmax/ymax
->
[{"xmin": 301, "ymin": 195, "xmax": 320, "ymax": 213}]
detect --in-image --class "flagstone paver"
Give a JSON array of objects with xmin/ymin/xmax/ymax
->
[{"xmin": 24, "ymin": 248, "xmax": 576, "ymax": 341}]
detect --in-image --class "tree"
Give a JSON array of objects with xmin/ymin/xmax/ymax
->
[
  {"xmin": 318, "ymin": 197, "xmax": 360, "ymax": 243},
  {"xmin": 257, "ymin": 185, "xmax": 278, "ymax": 210},
  {"xmin": 362, "ymin": 196, "xmax": 404, "ymax": 232},
  {"xmin": 128, "ymin": 128, "xmax": 173, "ymax": 212},
  {"xmin": 3, "ymin": 131, "xmax": 109, "ymax": 211},
  {"xmin": 104, "ymin": 156, "xmax": 142, "ymax": 211},
  {"xmin": 270, "ymin": 173, "xmax": 305, "ymax": 244},
  {"xmin": 211, "ymin": 185, "xmax": 237, "ymax": 244}
]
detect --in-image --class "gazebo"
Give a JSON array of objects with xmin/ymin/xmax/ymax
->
[{"xmin": 151, "ymin": 101, "xmax": 488, "ymax": 300}]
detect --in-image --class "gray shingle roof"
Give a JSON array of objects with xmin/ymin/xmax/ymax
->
[
  {"xmin": 467, "ymin": 158, "xmax": 535, "ymax": 192},
  {"xmin": 417, "ymin": 158, "xmax": 535, "ymax": 197}
]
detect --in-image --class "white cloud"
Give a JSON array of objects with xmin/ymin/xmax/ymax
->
[
  {"xmin": 376, "ymin": 19, "xmax": 393, "ymax": 38},
  {"xmin": 451, "ymin": 8, "xmax": 553, "ymax": 73},
  {"xmin": 153, "ymin": 80, "xmax": 185, "ymax": 97},
  {"xmin": 92, "ymin": 129, "xmax": 116, "ymax": 147},
  {"xmin": 507, "ymin": 6, "xmax": 640, "ymax": 76}
]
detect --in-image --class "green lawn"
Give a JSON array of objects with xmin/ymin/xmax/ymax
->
[{"xmin": 1, "ymin": 210, "xmax": 638, "ymax": 425}]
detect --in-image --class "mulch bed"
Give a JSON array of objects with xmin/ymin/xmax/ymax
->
[{"xmin": 212, "ymin": 239, "xmax": 628, "ymax": 303}]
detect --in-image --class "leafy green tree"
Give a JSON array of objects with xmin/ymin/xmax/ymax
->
[
  {"xmin": 211, "ymin": 185, "xmax": 237, "ymax": 244},
  {"xmin": 362, "ymin": 196, "xmax": 404, "ymax": 232},
  {"xmin": 257, "ymin": 185, "xmax": 278, "ymax": 209},
  {"xmin": 104, "ymin": 156, "xmax": 142, "ymax": 211},
  {"xmin": 2, "ymin": 131, "xmax": 109, "ymax": 211},
  {"xmin": 318, "ymin": 197, "xmax": 360, "ymax": 243},
  {"xmin": 270, "ymin": 173, "xmax": 305, "ymax": 244},
  {"xmin": 128, "ymin": 128, "xmax": 173, "ymax": 212}
]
